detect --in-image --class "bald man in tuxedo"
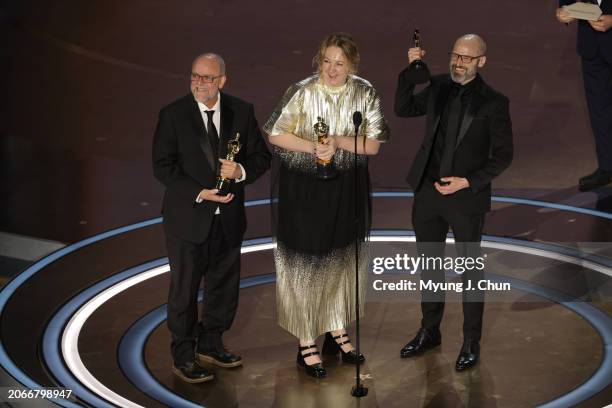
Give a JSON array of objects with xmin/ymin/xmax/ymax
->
[
  {"xmin": 395, "ymin": 34, "xmax": 513, "ymax": 371},
  {"xmin": 153, "ymin": 53, "xmax": 270, "ymax": 382}
]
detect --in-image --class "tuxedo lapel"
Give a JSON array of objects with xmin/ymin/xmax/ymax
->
[
  {"xmin": 187, "ymin": 97, "xmax": 216, "ymax": 172},
  {"xmin": 219, "ymin": 94, "xmax": 235, "ymax": 160}
]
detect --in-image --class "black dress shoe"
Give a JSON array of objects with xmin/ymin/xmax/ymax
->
[
  {"xmin": 579, "ymin": 168, "xmax": 611, "ymax": 192},
  {"xmin": 400, "ymin": 328, "xmax": 441, "ymax": 358},
  {"xmin": 172, "ymin": 361, "xmax": 214, "ymax": 383},
  {"xmin": 297, "ymin": 344, "xmax": 327, "ymax": 378},
  {"xmin": 197, "ymin": 348, "xmax": 243, "ymax": 368},
  {"xmin": 455, "ymin": 339, "xmax": 480, "ymax": 371},
  {"xmin": 322, "ymin": 332, "xmax": 365, "ymax": 364}
]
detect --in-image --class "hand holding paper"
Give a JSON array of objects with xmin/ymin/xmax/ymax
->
[
  {"xmin": 589, "ymin": 15, "xmax": 612, "ymax": 32},
  {"xmin": 556, "ymin": 7, "xmax": 576, "ymax": 24},
  {"xmin": 563, "ymin": 2, "xmax": 603, "ymax": 21}
]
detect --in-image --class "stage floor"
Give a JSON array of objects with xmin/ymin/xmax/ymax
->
[{"xmin": 1, "ymin": 195, "xmax": 611, "ymax": 407}]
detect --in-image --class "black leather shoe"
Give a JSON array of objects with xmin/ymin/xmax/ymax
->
[
  {"xmin": 455, "ymin": 339, "xmax": 480, "ymax": 371},
  {"xmin": 197, "ymin": 349, "xmax": 243, "ymax": 368},
  {"xmin": 297, "ymin": 344, "xmax": 327, "ymax": 378},
  {"xmin": 579, "ymin": 168, "xmax": 611, "ymax": 192},
  {"xmin": 172, "ymin": 361, "xmax": 214, "ymax": 383},
  {"xmin": 400, "ymin": 328, "xmax": 441, "ymax": 358},
  {"xmin": 322, "ymin": 332, "xmax": 365, "ymax": 364}
]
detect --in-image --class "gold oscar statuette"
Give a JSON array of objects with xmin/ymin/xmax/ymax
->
[
  {"xmin": 215, "ymin": 132, "xmax": 242, "ymax": 196},
  {"xmin": 410, "ymin": 29, "xmax": 426, "ymax": 71},
  {"xmin": 314, "ymin": 117, "xmax": 337, "ymax": 180},
  {"xmin": 409, "ymin": 28, "xmax": 430, "ymax": 84}
]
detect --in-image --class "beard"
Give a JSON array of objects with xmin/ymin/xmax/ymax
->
[
  {"xmin": 450, "ymin": 63, "xmax": 476, "ymax": 84},
  {"xmin": 191, "ymin": 86, "xmax": 216, "ymax": 104}
]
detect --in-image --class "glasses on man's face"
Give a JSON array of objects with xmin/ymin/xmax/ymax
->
[
  {"xmin": 448, "ymin": 52, "xmax": 482, "ymax": 64},
  {"xmin": 190, "ymin": 73, "xmax": 223, "ymax": 83}
]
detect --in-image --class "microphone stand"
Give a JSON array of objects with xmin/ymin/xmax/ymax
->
[{"xmin": 351, "ymin": 112, "xmax": 367, "ymax": 398}]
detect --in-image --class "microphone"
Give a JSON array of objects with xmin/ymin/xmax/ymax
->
[
  {"xmin": 353, "ymin": 111, "xmax": 363, "ymax": 133},
  {"xmin": 351, "ymin": 109, "xmax": 368, "ymax": 398},
  {"xmin": 353, "ymin": 111, "xmax": 364, "ymax": 152}
]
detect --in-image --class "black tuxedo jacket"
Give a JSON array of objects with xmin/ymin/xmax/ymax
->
[
  {"xmin": 560, "ymin": 0, "xmax": 612, "ymax": 59},
  {"xmin": 395, "ymin": 70, "xmax": 513, "ymax": 214},
  {"xmin": 153, "ymin": 92, "xmax": 271, "ymax": 245}
]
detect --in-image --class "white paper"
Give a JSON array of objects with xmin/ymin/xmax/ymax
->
[{"xmin": 564, "ymin": 2, "xmax": 603, "ymax": 21}]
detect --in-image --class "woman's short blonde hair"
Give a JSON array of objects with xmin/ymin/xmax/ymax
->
[{"xmin": 312, "ymin": 32, "xmax": 360, "ymax": 74}]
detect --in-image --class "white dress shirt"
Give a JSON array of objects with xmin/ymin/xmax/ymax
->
[{"xmin": 194, "ymin": 93, "xmax": 246, "ymax": 209}]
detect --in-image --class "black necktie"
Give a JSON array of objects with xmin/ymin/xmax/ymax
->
[
  {"xmin": 205, "ymin": 110, "xmax": 219, "ymax": 163},
  {"xmin": 439, "ymin": 87, "xmax": 465, "ymax": 178}
]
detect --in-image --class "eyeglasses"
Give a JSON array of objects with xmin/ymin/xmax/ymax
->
[
  {"xmin": 190, "ymin": 73, "xmax": 224, "ymax": 83},
  {"xmin": 448, "ymin": 52, "xmax": 483, "ymax": 63}
]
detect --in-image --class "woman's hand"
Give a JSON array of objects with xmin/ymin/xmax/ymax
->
[
  {"xmin": 315, "ymin": 136, "xmax": 337, "ymax": 161},
  {"xmin": 333, "ymin": 135, "xmax": 380, "ymax": 155}
]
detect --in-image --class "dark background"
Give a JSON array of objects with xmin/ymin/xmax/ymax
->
[{"xmin": 0, "ymin": 0, "xmax": 598, "ymax": 242}]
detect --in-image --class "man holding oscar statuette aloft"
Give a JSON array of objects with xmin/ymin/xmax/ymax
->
[{"xmin": 395, "ymin": 33, "xmax": 513, "ymax": 371}]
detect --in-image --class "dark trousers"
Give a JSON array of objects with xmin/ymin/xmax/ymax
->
[
  {"xmin": 165, "ymin": 215, "xmax": 241, "ymax": 365},
  {"xmin": 582, "ymin": 51, "xmax": 612, "ymax": 172},
  {"xmin": 412, "ymin": 183, "xmax": 485, "ymax": 342}
]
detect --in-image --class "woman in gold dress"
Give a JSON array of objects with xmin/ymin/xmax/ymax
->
[{"xmin": 264, "ymin": 33, "xmax": 389, "ymax": 378}]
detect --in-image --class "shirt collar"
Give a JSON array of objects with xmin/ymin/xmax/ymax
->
[{"xmin": 452, "ymin": 74, "xmax": 480, "ymax": 96}]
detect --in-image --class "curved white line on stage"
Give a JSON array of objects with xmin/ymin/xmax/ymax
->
[
  {"xmin": 61, "ymin": 243, "xmax": 275, "ymax": 407},
  {"xmin": 60, "ymin": 236, "xmax": 612, "ymax": 407},
  {"xmin": 61, "ymin": 265, "xmax": 169, "ymax": 408}
]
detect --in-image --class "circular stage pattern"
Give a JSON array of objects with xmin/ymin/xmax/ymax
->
[{"xmin": 1, "ymin": 193, "xmax": 611, "ymax": 407}]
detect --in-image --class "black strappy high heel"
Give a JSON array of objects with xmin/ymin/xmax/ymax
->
[
  {"xmin": 322, "ymin": 332, "xmax": 365, "ymax": 364},
  {"xmin": 296, "ymin": 344, "xmax": 327, "ymax": 378}
]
